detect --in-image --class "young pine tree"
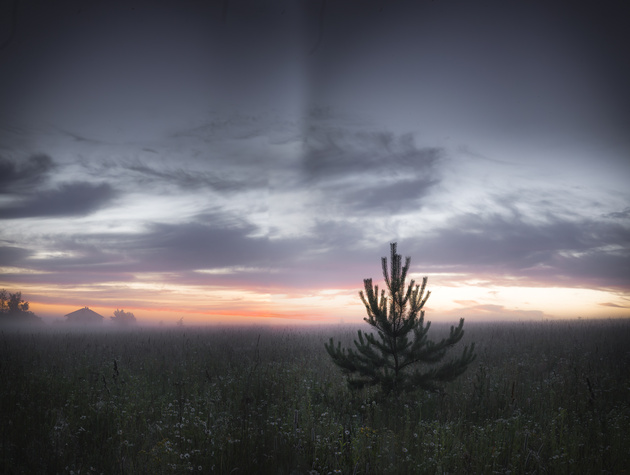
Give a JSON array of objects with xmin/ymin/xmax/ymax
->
[{"xmin": 325, "ymin": 243, "xmax": 476, "ymax": 394}]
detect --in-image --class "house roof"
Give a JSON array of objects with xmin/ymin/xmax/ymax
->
[{"xmin": 64, "ymin": 306, "xmax": 104, "ymax": 322}]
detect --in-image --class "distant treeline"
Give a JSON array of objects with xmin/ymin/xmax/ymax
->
[{"xmin": 0, "ymin": 289, "xmax": 41, "ymax": 324}]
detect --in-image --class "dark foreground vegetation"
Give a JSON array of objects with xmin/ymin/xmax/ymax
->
[{"xmin": 1, "ymin": 319, "xmax": 629, "ymax": 474}]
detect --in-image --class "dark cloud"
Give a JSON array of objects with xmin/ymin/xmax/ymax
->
[
  {"xmin": 407, "ymin": 212, "xmax": 630, "ymax": 289},
  {"xmin": 606, "ymin": 207, "xmax": 630, "ymax": 220},
  {"xmin": 130, "ymin": 221, "xmax": 271, "ymax": 271},
  {"xmin": 0, "ymin": 245, "xmax": 31, "ymax": 267},
  {"xmin": 125, "ymin": 162, "xmax": 265, "ymax": 192},
  {"xmin": 300, "ymin": 127, "xmax": 443, "ymax": 215},
  {"xmin": 172, "ymin": 115, "xmax": 267, "ymax": 143},
  {"xmin": 303, "ymin": 128, "xmax": 442, "ymax": 182},
  {"xmin": 552, "ymin": 247, "xmax": 630, "ymax": 289},
  {"xmin": 0, "ymin": 154, "xmax": 55, "ymax": 192},
  {"xmin": 340, "ymin": 176, "xmax": 439, "ymax": 213},
  {"xmin": 25, "ymin": 217, "xmax": 271, "ymax": 276},
  {"xmin": 13, "ymin": 216, "xmax": 371, "ymax": 290},
  {"xmin": 413, "ymin": 214, "xmax": 585, "ymax": 267},
  {"xmin": 0, "ymin": 182, "xmax": 114, "ymax": 219}
]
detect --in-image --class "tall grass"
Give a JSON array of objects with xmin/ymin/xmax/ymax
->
[{"xmin": 1, "ymin": 319, "xmax": 629, "ymax": 474}]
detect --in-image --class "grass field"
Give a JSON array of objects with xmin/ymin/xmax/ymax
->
[{"xmin": 1, "ymin": 319, "xmax": 629, "ymax": 474}]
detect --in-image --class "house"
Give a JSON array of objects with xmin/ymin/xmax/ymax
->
[{"xmin": 64, "ymin": 307, "xmax": 104, "ymax": 324}]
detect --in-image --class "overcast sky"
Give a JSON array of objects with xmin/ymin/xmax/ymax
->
[{"xmin": 1, "ymin": 0, "xmax": 629, "ymax": 324}]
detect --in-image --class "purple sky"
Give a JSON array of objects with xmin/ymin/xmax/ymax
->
[{"xmin": 1, "ymin": 0, "xmax": 629, "ymax": 323}]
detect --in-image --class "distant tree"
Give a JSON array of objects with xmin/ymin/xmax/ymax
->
[
  {"xmin": 176, "ymin": 317, "xmax": 184, "ymax": 327},
  {"xmin": 110, "ymin": 309, "xmax": 137, "ymax": 326},
  {"xmin": 0, "ymin": 289, "xmax": 41, "ymax": 323},
  {"xmin": 325, "ymin": 243, "xmax": 476, "ymax": 394}
]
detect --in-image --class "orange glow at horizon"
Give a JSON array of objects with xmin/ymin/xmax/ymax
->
[
  {"xmin": 29, "ymin": 301, "xmax": 334, "ymax": 325},
  {"xmin": 17, "ymin": 277, "xmax": 630, "ymax": 326}
]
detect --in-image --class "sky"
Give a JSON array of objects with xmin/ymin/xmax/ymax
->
[{"xmin": 0, "ymin": 0, "xmax": 629, "ymax": 324}]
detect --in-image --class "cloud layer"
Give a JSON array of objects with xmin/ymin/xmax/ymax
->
[{"xmin": 2, "ymin": 115, "xmax": 628, "ymax": 299}]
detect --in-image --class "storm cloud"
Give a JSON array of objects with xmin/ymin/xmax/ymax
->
[
  {"xmin": 0, "ymin": 154, "xmax": 55, "ymax": 192},
  {"xmin": 303, "ymin": 130, "xmax": 441, "ymax": 181},
  {"xmin": 0, "ymin": 182, "xmax": 115, "ymax": 219}
]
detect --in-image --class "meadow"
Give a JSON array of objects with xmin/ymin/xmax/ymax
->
[{"xmin": 1, "ymin": 319, "xmax": 629, "ymax": 474}]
